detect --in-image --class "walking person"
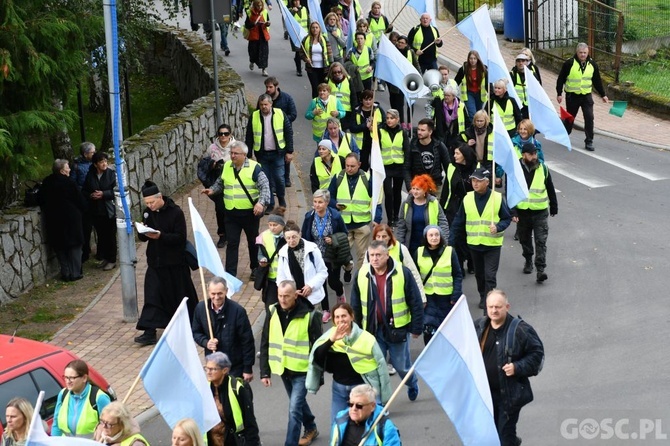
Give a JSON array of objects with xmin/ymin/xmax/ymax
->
[
  {"xmin": 301, "ymin": 21, "xmax": 334, "ymax": 98},
  {"xmin": 556, "ymin": 42, "xmax": 609, "ymax": 151},
  {"xmin": 245, "ymin": 0, "xmax": 271, "ymax": 76},
  {"xmin": 407, "ymin": 13, "xmax": 442, "ymax": 72},
  {"xmin": 264, "ymin": 77, "xmax": 298, "ymax": 187},
  {"xmin": 310, "ymin": 140, "xmax": 346, "ymax": 193},
  {"xmin": 93, "ymin": 402, "xmax": 149, "ymax": 446},
  {"xmin": 378, "ymin": 109, "xmax": 407, "ymax": 227},
  {"xmin": 454, "ymin": 50, "xmax": 489, "ymax": 120},
  {"xmin": 255, "ymin": 207, "xmax": 287, "ymax": 309},
  {"xmin": 2, "ymin": 398, "xmax": 33, "ymax": 446}
]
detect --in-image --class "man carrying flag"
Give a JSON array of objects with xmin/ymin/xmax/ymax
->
[
  {"xmin": 476, "ymin": 289, "xmax": 544, "ymax": 446},
  {"xmin": 512, "ymin": 143, "xmax": 558, "ymax": 283},
  {"xmin": 407, "ymin": 13, "xmax": 442, "ymax": 72}
]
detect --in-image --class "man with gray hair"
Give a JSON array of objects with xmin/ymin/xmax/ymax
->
[
  {"xmin": 202, "ymin": 141, "xmax": 271, "ymax": 279},
  {"xmin": 556, "ymin": 42, "xmax": 609, "ymax": 151},
  {"xmin": 71, "ymin": 142, "xmax": 96, "ymax": 262},
  {"xmin": 330, "ymin": 384, "xmax": 401, "ymax": 445},
  {"xmin": 192, "ymin": 277, "xmax": 255, "ymax": 382}
]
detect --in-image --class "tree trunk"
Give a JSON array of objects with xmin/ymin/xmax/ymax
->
[{"xmin": 49, "ymin": 97, "xmax": 74, "ymax": 161}]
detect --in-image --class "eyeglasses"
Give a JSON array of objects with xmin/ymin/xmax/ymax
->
[
  {"xmin": 63, "ymin": 375, "xmax": 82, "ymax": 381},
  {"xmin": 203, "ymin": 366, "xmax": 222, "ymax": 372},
  {"xmin": 218, "ymin": 131, "xmax": 231, "ymax": 136},
  {"xmin": 230, "ymin": 151, "xmax": 245, "ymax": 156},
  {"xmin": 99, "ymin": 420, "xmax": 119, "ymax": 429},
  {"xmin": 347, "ymin": 402, "xmax": 372, "ymax": 410}
]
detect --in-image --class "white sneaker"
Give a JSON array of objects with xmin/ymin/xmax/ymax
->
[
  {"xmin": 261, "ymin": 68, "xmax": 268, "ymax": 76},
  {"xmin": 249, "ymin": 63, "xmax": 254, "ymax": 70},
  {"xmin": 388, "ymin": 364, "xmax": 396, "ymax": 375},
  {"xmin": 378, "ymin": 84, "xmax": 386, "ymax": 92},
  {"xmin": 322, "ymin": 311, "xmax": 331, "ymax": 323}
]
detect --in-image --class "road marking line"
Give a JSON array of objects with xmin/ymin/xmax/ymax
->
[
  {"xmin": 576, "ymin": 149, "xmax": 668, "ymax": 181},
  {"xmin": 545, "ymin": 161, "xmax": 614, "ymax": 188}
]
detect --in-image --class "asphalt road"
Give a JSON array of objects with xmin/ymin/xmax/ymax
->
[{"xmin": 141, "ymin": 3, "xmax": 670, "ymax": 445}]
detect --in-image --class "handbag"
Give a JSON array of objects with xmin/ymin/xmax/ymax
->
[
  {"xmin": 254, "ymin": 248, "xmax": 279, "ymax": 291},
  {"xmin": 24, "ymin": 180, "xmax": 41, "ymax": 207}
]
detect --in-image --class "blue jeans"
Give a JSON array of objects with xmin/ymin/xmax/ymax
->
[
  {"xmin": 466, "ymin": 90, "xmax": 484, "ymax": 120},
  {"xmin": 375, "ymin": 326, "xmax": 418, "ymax": 392},
  {"xmin": 219, "ymin": 21, "xmax": 230, "ymax": 51},
  {"xmin": 280, "ymin": 374, "xmax": 316, "ymax": 446},
  {"xmin": 256, "ymin": 150, "xmax": 286, "ymax": 207}
]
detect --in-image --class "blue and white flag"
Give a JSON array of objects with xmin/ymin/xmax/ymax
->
[
  {"xmin": 456, "ymin": 5, "xmax": 522, "ymax": 107},
  {"xmin": 407, "ymin": 0, "xmax": 436, "ymax": 25},
  {"xmin": 525, "ymin": 66, "xmax": 572, "ymax": 150},
  {"xmin": 188, "ymin": 197, "xmax": 242, "ymax": 296},
  {"xmin": 140, "ymin": 298, "xmax": 220, "ymax": 433},
  {"xmin": 414, "ymin": 297, "xmax": 500, "ymax": 446},
  {"xmin": 27, "ymin": 392, "xmax": 100, "ymax": 446},
  {"xmin": 345, "ymin": 0, "xmax": 357, "ymax": 54},
  {"xmin": 278, "ymin": 0, "xmax": 308, "ymax": 48},
  {"xmin": 369, "ymin": 117, "xmax": 386, "ymax": 221},
  {"xmin": 375, "ymin": 35, "xmax": 430, "ymax": 104},
  {"xmin": 307, "ymin": 0, "xmax": 326, "ymax": 35},
  {"xmin": 492, "ymin": 108, "xmax": 529, "ymax": 208}
]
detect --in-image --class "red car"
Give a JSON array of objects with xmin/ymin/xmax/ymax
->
[{"xmin": 0, "ymin": 334, "xmax": 116, "ymax": 433}]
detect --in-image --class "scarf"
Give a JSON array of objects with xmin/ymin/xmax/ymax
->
[
  {"xmin": 287, "ymin": 240, "xmax": 306, "ymax": 289},
  {"xmin": 443, "ymin": 97, "xmax": 460, "ymax": 126},
  {"xmin": 474, "ymin": 127, "xmax": 487, "ymax": 161}
]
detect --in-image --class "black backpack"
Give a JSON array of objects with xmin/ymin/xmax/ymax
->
[{"xmin": 505, "ymin": 316, "xmax": 544, "ymax": 376}]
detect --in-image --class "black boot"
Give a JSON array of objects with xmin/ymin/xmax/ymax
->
[{"xmin": 134, "ymin": 329, "xmax": 157, "ymax": 346}]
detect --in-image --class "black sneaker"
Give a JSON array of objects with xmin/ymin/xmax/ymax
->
[
  {"xmin": 343, "ymin": 269, "xmax": 352, "ymax": 283},
  {"xmin": 284, "ymin": 31, "xmax": 289, "ymax": 40},
  {"xmin": 225, "ymin": 49, "xmax": 230, "ymax": 56},
  {"xmin": 285, "ymin": 180, "xmax": 292, "ymax": 187},
  {"xmin": 250, "ymin": 269, "xmax": 257, "ymax": 281},
  {"xmin": 134, "ymin": 331, "xmax": 157, "ymax": 346},
  {"xmin": 478, "ymin": 297, "xmax": 486, "ymax": 309},
  {"xmin": 523, "ymin": 260, "xmax": 533, "ymax": 274},
  {"xmin": 536, "ymin": 271, "xmax": 548, "ymax": 283},
  {"xmin": 217, "ymin": 237, "xmax": 227, "ymax": 248},
  {"xmin": 296, "ymin": 71, "xmax": 303, "ymax": 77}
]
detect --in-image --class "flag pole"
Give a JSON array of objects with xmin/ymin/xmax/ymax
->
[
  {"xmin": 199, "ymin": 266, "xmax": 215, "ymax": 339},
  {"xmin": 387, "ymin": 0, "xmax": 411, "ymax": 28},
  {"xmin": 358, "ymin": 296, "xmax": 469, "ymax": 446},
  {"xmin": 416, "ymin": 24, "xmax": 458, "ymax": 53},
  {"xmin": 122, "ymin": 374, "xmax": 143, "ymax": 404},
  {"xmin": 283, "ymin": 6, "xmax": 312, "ymax": 66}
]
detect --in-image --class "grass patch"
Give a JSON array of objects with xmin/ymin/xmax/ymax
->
[{"xmin": 620, "ymin": 0, "xmax": 670, "ymax": 40}]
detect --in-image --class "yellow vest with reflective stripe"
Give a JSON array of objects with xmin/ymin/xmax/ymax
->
[
  {"xmin": 416, "ymin": 246, "xmax": 453, "ymax": 296},
  {"xmin": 443, "ymin": 164, "xmax": 456, "ymax": 210},
  {"xmin": 494, "ymin": 99, "xmax": 516, "ymax": 132},
  {"xmin": 565, "ymin": 59, "xmax": 594, "ymax": 95},
  {"xmin": 388, "ymin": 242, "xmax": 402, "ymax": 263},
  {"xmin": 437, "ymin": 101, "xmax": 467, "ymax": 135},
  {"xmin": 251, "ymin": 109, "xmax": 286, "ymax": 152},
  {"xmin": 379, "ymin": 128, "xmax": 404, "ymax": 165},
  {"xmin": 401, "ymin": 199, "xmax": 440, "ymax": 226},
  {"xmin": 221, "ymin": 160, "xmax": 260, "ymax": 210},
  {"xmin": 351, "ymin": 46, "xmax": 373, "ymax": 80},
  {"xmin": 368, "ymin": 16, "xmax": 386, "ymax": 42},
  {"xmin": 314, "ymin": 154, "xmax": 343, "ymax": 190},
  {"xmin": 120, "ymin": 433, "xmax": 149, "ymax": 446},
  {"xmin": 304, "ymin": 35, "xmax": 331, "ymax": 68},
  {"xmin": 357, "ymin": 265, "xmax": 411, "ymax": 330},
  {"xmin": 336, "ymin": 171, "xmax": 371, "ymax": 224},
  {"xmin": 512, "ymin": 71, "xmax": 528, "ymax": 106},
  {"xmin": 292, "ymin": 6, "xmax": 308, "ymax": 32},
  {"xmin": 310, "ymin": 96, "xmax": 339, "ymax": 140},
  {"xmin": 227, "ymin": 377, "xmax": 246, "ymax": 433},
  {"xmin": 411, "ymin": 25, "xmax": 439, "ymax": 57},
  {"xmin": 261, "ymin": 230, "xmax": 281, "ymax": 279},
  {"xmin": 337, "ymin": 133, "xmax": 354, "ymax": 158},
  {"xmin": 353, "ymin": 108, "xmax": 383, "ymax": 148},
  {"xmin": 516, "ymin": 165, "xmax": 549, "ymax": 211},
  {"xmin": 462, "ymin": 191, "xmax": 504, "ymax": 246},
  {"xmin": 459, "ymin": 71, "xmax": 488, "ymax": 104},
  {"xmin": 57, "ymin": 388, "xmax": 99, "ymax": 437},
  {"xmin": 327, "ymin": 328, "xmax": 378, "ymax": 374},
  {"xmin": 267, "ymin": 305, "xmax": 312, "ymax": 375},
  {"xmin": 328, "ymin": 78, "xmax": 352, "ymax": 112}
]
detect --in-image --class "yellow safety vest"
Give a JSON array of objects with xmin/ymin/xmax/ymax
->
[
  {"xmin": 226, "ymin": 377, "xmax": 246, "ymax": 433},
  {"xmin": 565, "ymin": 59, "xmax": 594, "ymax": 95},
  {"xmin": 304, "ymin": 35, "xmax": 331, "ymax": 68},
  {"xmin": 462, "ymin": 131, "xmax": 493, "ymax": 162},
  {"xmin": 357, "ymin": 265, "xmax": 411, "ymax": 330},
  {"xmin": 379, "ymin": 128, "xmax": 404, "ymax": 165},
  {"xmin": 251, "ymin": 109, "xmax": 286, "ymax": 152},
  {"xmin": 416, "ymin": 246, "xmax": 453, "ymax": 296},
  {"xmin": 459, "ymin": 67, "xmax": 488, "ymax": 104},
  {"xmin": 462, "ymin": 191, "xmax": 504, "ymax": 247},
  {"xmin": 352, "ymin": 108, "xmax": 383, "ymax": 148},
  {"xmin": 119, "ymin": 433, "xmax": 149, "ymax": 446},
  {"xmin": 516, "ymin": 165, "xmax": 549, "ymax": 211},
  {"xmin": 313, "ymin": 154, "xmax": 343, "ymax": 190},
  {"xmin": 368, "ymin": 16, "xmax": 387, "ymax": 41},
  {"xmin": 388, "ymin": 242, "xmax": 403, "ymax": 263},
  {"xmin": 221, "ymin": 160, "xmax": 260, "ymax": 210},
  {"xmin": 310, "ymin": 96, "xmax": 339, "ymax": 141},
  {"xmin": 336, "ymin": 133, "xmax": 354, "ymax": 158},
  {"xmin": 512, "ymin": 71, "xmax": 528, "ymax": 106},
  {"xmin": 267, "ymin": 304, "xmax": 312, "ymax": 375},
  {"xmin": 411, "ymin": 25, "xmax": 439, "ymax": 57},
  {"xmin": 336, "ymin": 171, "xmax": 371, "ymax": 224},
  {"xmin": 437, "ymin": 101, "xmax": 467, "ymax": 135},
  {"xmin": 401, "ymin": 199, "xmax": 440, "ymax": 226},
  {"xmin": 261, "ymin": 230, "xmax": 281, "ymax": 279},
  {"xmin": 351, "ymin": 46, "xmax": 373, "ymax": 81},
  {"xmin": 494, "ymin": 99, "xmax": 516, "ymax": 132},
  {"xmin": 322, "ymin": 327, "xmax": 378, "ymax": 374},
  {"xmin": 443, "ymin": 164, "xmax": 456, "ymax": 210},
  {"xmin": 292, "ymin": 6, "xmax": 308, "ymax": 32},
  {"xmin": 56, "ymin": 387, "xmax": 100, "ymax": 437},
  {"xmin": 328, "ymin": 78, "xmax": 352, "ymax": 112}
]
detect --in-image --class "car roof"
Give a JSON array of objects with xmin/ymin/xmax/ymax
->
[{"xmin": 0, "ymin": 334, "xmax": 74, "ymax": 374}]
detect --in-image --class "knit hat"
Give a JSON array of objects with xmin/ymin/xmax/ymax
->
[
  {"xmin": 141, "ymin": 180, "xmax": 160, "ymax": 197},
  {"xmin": 423, "ymin": 224, "xmax": 442, "ymax": 237},
  {"xmin": 318, "ymin": 140, "xmax": 334, "ymax": 151},
  {"xmin": 521, "ymin": 142, "xmax": 538, "ymax": 154},
  {"xmin": 267, "ymin": 214, "xmax": 286, "ymax": 226}
]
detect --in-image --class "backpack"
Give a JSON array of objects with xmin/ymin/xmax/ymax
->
[
  {"xmin": 505, "ymin": 316, "xmax": 544, "ymax": 376},
  {"xmin": 60, "ymin": 384, "xmax": 108, "ymax": 412}
]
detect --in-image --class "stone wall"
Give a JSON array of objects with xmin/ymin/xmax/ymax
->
[{"xmin": 0, "ymin": 26, "xmax": 249, "ymax": 303}]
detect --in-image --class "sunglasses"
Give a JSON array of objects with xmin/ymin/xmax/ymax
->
[
  {"xmin": 218, "ymin": 131, "xmax": 231, "ymax": 136},
  {"xmin": 347, "ymin": 402, "xmax": 371, "ymax": 410}
]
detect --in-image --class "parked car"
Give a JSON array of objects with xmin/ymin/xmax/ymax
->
[{"xmin": 0, "ymin": 334, "xmax": 116, "ymax": 433}]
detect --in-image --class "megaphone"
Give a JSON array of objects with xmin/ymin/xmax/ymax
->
[
  {"xmin": 422, "ymin": 69, "xmax": 442, "ymax": 93},
  {"xmin": 403, "ymin": 73, "xmax": 424, "ymax": 93}
]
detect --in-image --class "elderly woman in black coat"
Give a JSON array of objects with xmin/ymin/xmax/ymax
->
[{"xmin": 39, "ymin": 159, "xmax": 87, "ymax": 281}]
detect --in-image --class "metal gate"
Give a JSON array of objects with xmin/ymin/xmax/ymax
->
[{"xmin": 445, "ymin": 0, "xmax": 502, "ymax": 22}]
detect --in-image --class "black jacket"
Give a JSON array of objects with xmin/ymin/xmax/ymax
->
[
  {"xmin": 404, "ymin": 136, "xmax": 451, "ymax": 188},
  {"xmin": 475, "ymin": 314, "xmax": 544, "ymax": 411},
  {"xmin": 483, "ymin": 92, "xmax": 523, "ymax": 137},
  {"xmin": 259, "ymin": 297, "xmax": 322, "ymax": 378},
  {"xmin": 431, "ymin": 97, "xmax": 471, "ymax": 150},
  {"xmin": 192, "ymin": 299, "xmax": 256, "ymax": 375},
  {"xmin": 556, "ymin": 54, "xmax": 606, "ymax": 97},
  {"xmin": 138, "ymin": 197, "xmax": 188, "ymax": 268},
  {"xmin": 210, "ymin": 375, "xmax": 261, "ymax": 446},
  {"xmin": 439, "ymin": 145, "xmax": 477, "ymax": 222},
  {"xmin": 82, "ymin": 166, "xmax": 116, "ymax": 218},
  {"xmin": 513, "ymin": 160, "xmax": 558, "ymax": 216},
  {"xmin": 39, "ymin": 173, "xmax": 86, "ymax": 250}
]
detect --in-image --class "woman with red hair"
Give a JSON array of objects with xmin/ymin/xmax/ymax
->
[{"xmin": 395, "ymin": 174, "xmax": 449, "ymax": 254}]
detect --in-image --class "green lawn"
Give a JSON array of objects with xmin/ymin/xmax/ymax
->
[
  {"xmin": 620, "ymin": 0, "xmax": 670, "ymax": 40},
  {"xmin": 619, "ymin": 60, "xmax": 670, "ymax": 98}
]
